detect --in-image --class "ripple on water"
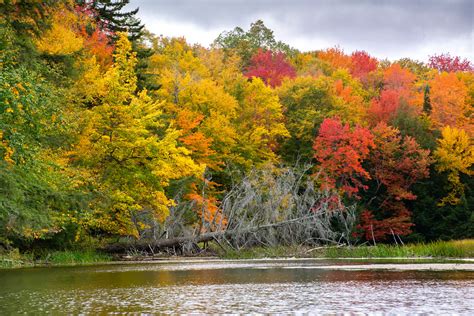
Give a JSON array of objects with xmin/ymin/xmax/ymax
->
[
  {"xmin": 0, "ymin": 260, "xmax": 473, "ymax": 314},
  {"xmin": 1, "ymin": 279, "xmax": 473, "ymax": 314}
]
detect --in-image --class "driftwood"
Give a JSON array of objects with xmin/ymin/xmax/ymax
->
[
  {"xmin": 104, "ymin": 215, "xmax": 326, "ymax": 253},
  {"xmin": 105, "ymin": 165, "xmax": 356, "ymax": 254},
  {"xmin": 104, "ymin": 232, "xmax": 221, "ymax": 253}
]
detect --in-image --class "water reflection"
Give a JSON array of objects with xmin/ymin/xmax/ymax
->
[{"xmin": 0, "ymin": 260, "xmax": 473, "ymax": 314}]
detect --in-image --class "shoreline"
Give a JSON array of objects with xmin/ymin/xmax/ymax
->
[
  {"xmin": 2, "ymin": 257, "xmax": 474, "ymax": 272},
  {"xmin": 2, "ymin": 239, "xmax": 474, "ymax": 269},
  {"xmin": 3, "ymin": 255, "xmax": 474, "ymax": 271}
]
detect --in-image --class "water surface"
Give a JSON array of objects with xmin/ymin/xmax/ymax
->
[{"xmin": 0, "ymin": 259, "xmax": 473, "ymax": 314}]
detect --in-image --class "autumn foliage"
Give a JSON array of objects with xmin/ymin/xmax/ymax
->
[
  {"xmin": 313, "ymin": 118, "xmax": 374, "ymax": 197},
  {"xmin": 350, "ymin": 50, "xmax": 378, "ymax": 81},
  {"xmin": 429, "ymin": 72, "xmax": 471, "ymax": 132},
  {"xmin": 318, "ymin": 47, "xmax": 352, "ymax": 70},
  {"xmin": 80, "ymin": 27, "xmax": 114, "ymax": 67},
  {"xmin": 383, "ymin": 63, "xmax": 417, "ymax": 90},
  {"xmin": 245, "ymin": 49, "xmax": 296, "ymax": 87},
  {"xmin": 368, "ymin": 89, "xmax": 403, "ymax": 124},
  {"xmin": 1, "ymin": 3, "xmax": 473, "ymax": 249},
  {"xmin": 428, "ymin": 53, "xmax": 473, "ymax": 73},
  {"xmin": 434, "ymin": 126, "xmax": 474, "ymax": 205},
  {"xmin": 357, "ymin": 123, "xmax": 430, "ymax": 240},
  {"xmin": 313, "ymin": 119, "xmax": 431, "ymax": 240}
]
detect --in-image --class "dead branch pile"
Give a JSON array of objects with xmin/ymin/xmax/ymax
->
[{"xmin": 105, "ymin": 164, "xmax": 356, "ymax": 254}]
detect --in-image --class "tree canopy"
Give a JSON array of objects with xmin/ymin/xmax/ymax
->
[{"xmin": 0, "ymin": 4, "xmax": 472, "ymax": 250}]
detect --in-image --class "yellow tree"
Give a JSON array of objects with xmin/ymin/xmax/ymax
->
[
  {"xmin": 236, "ymin": 78, "xmax": 289, "ymax": 166},
  {"xmin": 34, "ymin": 5, "xmax": 84, "ymax": 55},
  {"xmin": 147, "ymin": 37, "xmax": 240, "ymax": 230},
  {"xmin": 169, "ymin": 78, "xmax": 239, "ymax": 230},
  {"xmin": 291, "ymin": 51, "xmax": 327, "ymax": 77},
  {"xmin": 70, "ymin": 33, "xmax": 203, "ymax": 238},
  {"xmin": 72, "ymin": 55, "xmax": 108, "ymax": 107},
  {"xmin": 196, "ymin": 47, "xmax": 290, "ymax": 166},
  {"xmin": 149, "ymin": 37, "xmax": 238, "ymax": 170},
  {"xmin": 434, "ymin": 126, "xmax": 474, "ymax": 205},
  {"xmin": 176, "ymin": 78, "xmax": 239, "ymax": 169},
  {"xmin": 196, "ymin": 46, "xmax": 246, "ymax": 94}
]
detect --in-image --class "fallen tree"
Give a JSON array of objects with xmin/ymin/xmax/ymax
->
[
  {"xmin": 104, "ymin": 214, "xmax": 350, "ymax": 253},
  {"xmin": 104, "ymin": 165, "xmax": 357, "ymax": 254}
]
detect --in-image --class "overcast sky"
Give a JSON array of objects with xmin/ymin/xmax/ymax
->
[{"xmin": 127, "ymin": 0, "xmax": 473, "ymax": 62}]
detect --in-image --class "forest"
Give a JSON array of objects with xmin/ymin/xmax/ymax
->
[{"xmin": 0, "ymin": 0, "xmax": 473, "ymax": 256}]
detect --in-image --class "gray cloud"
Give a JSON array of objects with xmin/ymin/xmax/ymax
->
[{"xmin": 128, "ymin": 0, "xmax": 473, "ymax": 61}]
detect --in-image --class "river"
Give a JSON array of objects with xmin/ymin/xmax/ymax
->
[{"xmin": 0, "ymin": 258, "xmax": 473, "ymax": 314}]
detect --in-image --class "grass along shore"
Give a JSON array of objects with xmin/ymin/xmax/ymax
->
[
  {"xmin": 219, "ymin": 239, "xmax": 474, "ymax": 259},
  {"xmin": 324, "ymin": 239, "xmax": 474, "ymax": 259},
  {"xmin": 1, "ymin": 239, "xmax": 473, "ymax": 269},
  {"xmin": 0, "ymin": 249, "xmax": 112, "ymax": 269}
]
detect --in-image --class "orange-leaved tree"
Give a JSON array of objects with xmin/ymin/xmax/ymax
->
[
  {"xmin": 368, "ymin": 63, "xmax": 422, "ymax": 125},
  {"xmin": 317, "ymin": 47, "xmax": 352, "ymax": 71},
  {"xmin": 429, "ymin": 72, "xmax": 471, "ymax": 133}
]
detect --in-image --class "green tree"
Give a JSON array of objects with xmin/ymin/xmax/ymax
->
[
  {"xmin": 0, "ymin": 24, "xmax": 76, "ymax": 246},
  {"xmin": 214, "ymin": 20, "xmax": 296, "ymax": 68},
  {"xmin": 277, "ymin": 76, "xmax": 336, "ymax": 162}
]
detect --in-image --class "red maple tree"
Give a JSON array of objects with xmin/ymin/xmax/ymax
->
[
  {"xmin": 428, "ymin": 53, "xmax": 473, "ymax": 73},
  {"xmin": 350, "ymin": 50, "xmax": 378, "ymax": 81},
  {"xmin": 383, "ymin": 63, "xmax": 416, "ymax": 90},
  {"xmin": 245, "ymin": 49, "xmax": 296, "ymax": 87},
  {"xmin": 358, "ymin": 123, "xmax": 431, "ymax": 241},
  {"xmin": 368, "ymin": 89, "xmax": 401, "ymax": 124},
  {"xmin": 313, "ymin": 118, "xmax": 375, "ymax": 197}
]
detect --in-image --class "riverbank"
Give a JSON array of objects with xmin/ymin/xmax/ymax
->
[
  {"xmin": 0, "ymin": 249, "xmax": 112, "ymax": 269},
  {"xmin": 222, "ymin": 239, "xmax": 474, "ymax": 259},
  {"xmin": 2, "ymin": 239, "xmax": 473, "ymax": 269}
]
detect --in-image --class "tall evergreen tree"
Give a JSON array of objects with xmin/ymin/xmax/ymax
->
[
  {"xmin": 423, "ymin": 84, "xmax": 432, "ymax": 114},
  {"xmin": 76, "ymin": 0, "xmax": 145, "ymax": 40},
  {"xmin": 76, "ymin": 0, "xmax": 154, "ymax": 89}
]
